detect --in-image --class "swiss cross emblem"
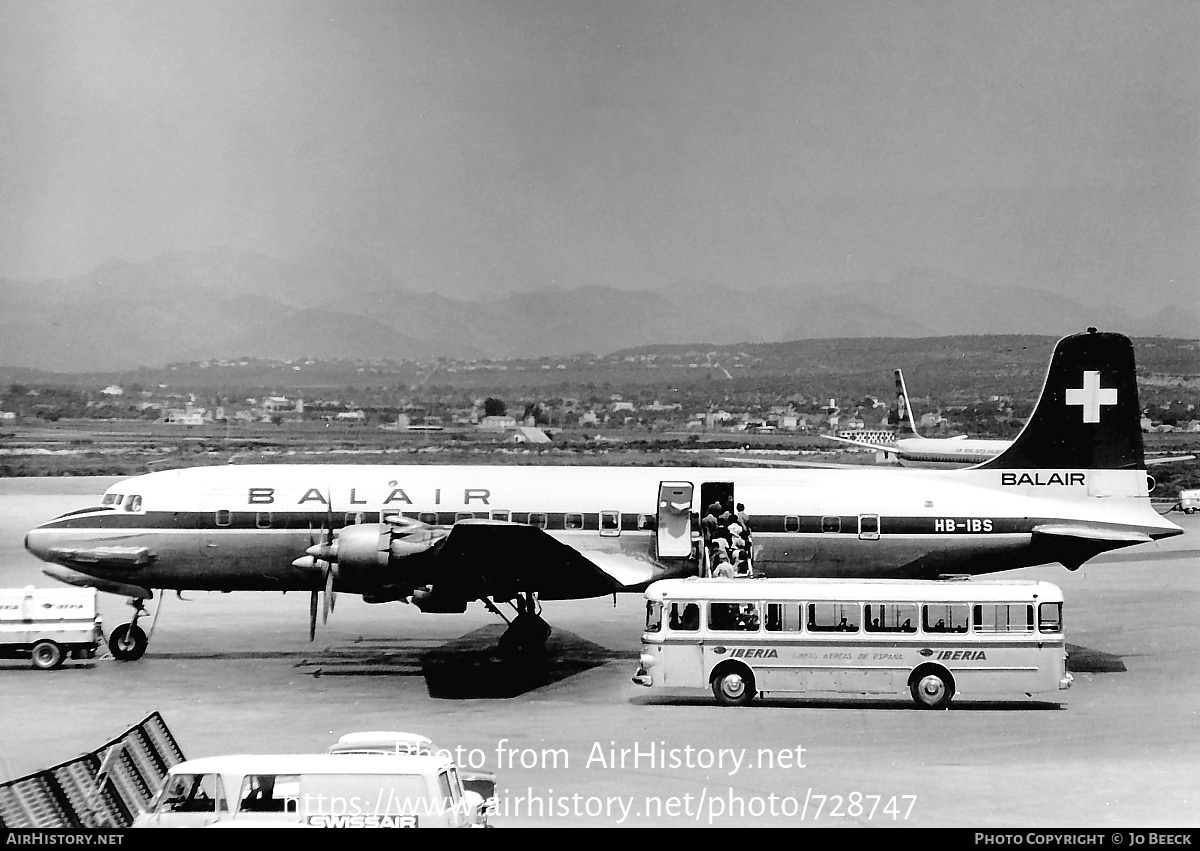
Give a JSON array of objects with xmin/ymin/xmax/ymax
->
[{"xmin": 1065, "ymin": 371, "xmax": 1117, "ymax": 423}]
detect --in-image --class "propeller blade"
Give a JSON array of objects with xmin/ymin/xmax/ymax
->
[
  {"xmin": 322, "ymin": 568, "xmax": 333, "ymax": 624},
  {"xmin": 309, "ymin": 590, "xmax": 318, "ymax": 642}
]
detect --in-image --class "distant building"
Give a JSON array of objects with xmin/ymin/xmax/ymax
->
[
  {"xmin": 101, "ymin": 385, "xmax": 124, "ymax": 396},
  {"xmin": 479, "ymin": 415, "xmax": 517, "ymax": 431},
  {"xmin": 513, "ymin": 427, "xmax": 552, "ymax": 444}
]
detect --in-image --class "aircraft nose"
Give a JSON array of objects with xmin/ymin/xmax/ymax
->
[{"xmin": 24, "ymin": 526, "xmax": 51, "ymax": 562}]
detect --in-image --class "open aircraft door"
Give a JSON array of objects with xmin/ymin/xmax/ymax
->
[{"xmin": 657, "ymin": 482, "xmax": 694, "ymax": 558}]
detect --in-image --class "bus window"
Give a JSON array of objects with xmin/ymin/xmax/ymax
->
[
  {"xmin": 645, "ymin": 601, "xmax": 662, "ymax": 633},
  {"xmin": 808, "ymin": 602, "xmax": 860, "ymax": 632},
  {"xmin": 865, "ymin": 603, "xmax": 918, "ymax": 633},
  {"xmin": 765, "ymin": 602, "xmax": 802, "ymax": 632},
  {"xmin": 709, "ymin": 602, "xmax": 759, "ymax": 631},
  {"xmin": 668, "ymin": 602, "xmax": 700, "ymax": 631},
  {"xmin": 1038, "ymin": 602, "xmax": 1063, "ymax": 633},
  {"xmin": 821, "ymin": 516, "xmax": 841, "ymax": 534},
  {"xmin": 923, "ymin": 603, "xmax": 969, "ymax": 633},
  {"xmin": 973, "ymin": 604, "xmax": 1034, "ymax": 633}
]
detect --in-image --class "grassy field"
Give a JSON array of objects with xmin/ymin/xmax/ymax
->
[{"xmin": 1, "ymin": 420, "xmax": 1196, "ymax": 496}]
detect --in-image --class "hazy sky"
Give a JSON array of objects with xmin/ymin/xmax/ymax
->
[{"xmin": 0, "ymin": 1, "xmax": 1196, "ymax": 312}]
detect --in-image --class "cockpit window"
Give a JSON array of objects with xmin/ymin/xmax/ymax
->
[
  {"xmin": 102, "ymin": 494, "xmax": 122, "ymax": 506},
  {"xmin": 125, "ymin": 495, "xmax": 142, "ymax": 512}
]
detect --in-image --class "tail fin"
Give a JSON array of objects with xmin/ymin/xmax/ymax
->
[
  {"xmin": 891, "ymin": 369, "xmax": 919, "ymax": 436},
  {"xmin": 980, "ymin": 329, "xmax": 1144, "ymax": 471}
]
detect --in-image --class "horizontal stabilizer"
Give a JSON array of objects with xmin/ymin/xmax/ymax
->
[
  {"xmin": 46, "ymin": 545, "xmax": 156, "ymax": 569},
  {"xmin": 1032, "ymin": 524, "xmax": 1153, "ymax": 544}
]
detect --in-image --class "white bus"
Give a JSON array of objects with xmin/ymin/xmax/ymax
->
[{"xmin": 633, "ymin": 577, "xmax": 1072, "ymax": 709}]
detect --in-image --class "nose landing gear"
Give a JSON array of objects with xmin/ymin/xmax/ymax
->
[{"xmin": 108, "ymin": 596, "xmax": 161, "ymax": 661}]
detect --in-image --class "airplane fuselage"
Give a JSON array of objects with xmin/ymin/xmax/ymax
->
[{"xmin": 25, "ymin": 463, "xmax": 1181, "ymax": 602}]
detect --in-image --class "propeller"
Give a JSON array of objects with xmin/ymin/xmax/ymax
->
[{"xmin": 302, "ymin": 490, "xmax": 338, "ymax": 641}]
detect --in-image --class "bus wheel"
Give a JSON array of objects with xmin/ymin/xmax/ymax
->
[
  {"xmin": 910, "ymin": 669, "xmax": 953, "ymax": 710},
  {"xmin": 712, "ymin": 668, "xmax": 755, "ymax": 706},
  {"xmin": 109, "ymin": 624, "xmax": 148, "ymax": 661},
  {"xmin": 30, "ymin": 640, "xmax": 65, "ymax": 670}
]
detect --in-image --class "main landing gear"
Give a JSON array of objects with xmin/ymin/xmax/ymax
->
[
  {"xmin": 109, "ymin": 597, "xmax": 163, "ymax": 661},
  {"xmin": 484, "ymin": 593, "xmax": 552, "ymax": 660}
]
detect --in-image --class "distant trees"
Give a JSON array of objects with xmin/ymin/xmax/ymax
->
[{"xmin": 484, "ymin": 397, "xmax": 507, "ymax": 417}]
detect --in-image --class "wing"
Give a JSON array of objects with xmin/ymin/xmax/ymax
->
[
  {"xmin": 1146, "ymin": 455, "xmax": 1196, "ymax": 466},
  {"xmin": 821, "ymin": 434, "xmax": 897, "ymax": 452},
  {"xmin": 720, "ymin": 456, "xmax": 871, "ymax": 469}
]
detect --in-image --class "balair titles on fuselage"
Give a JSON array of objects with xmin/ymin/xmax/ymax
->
[{"xmin": 247, "ymin": 485, "xmax": 493, "ymax": 507}]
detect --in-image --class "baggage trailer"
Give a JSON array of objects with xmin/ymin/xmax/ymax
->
[{"xmin": 0, "ymin": 586, "xmax": 104, "ymax": 669}]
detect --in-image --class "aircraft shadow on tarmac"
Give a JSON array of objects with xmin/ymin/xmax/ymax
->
[
  {"xmin": 1065, "ymin": 643, "xmax": 1128, "ymax": 673},
  {"xmin": 292, "ymin": 625, "xmax": 632, "ymax": 699}
]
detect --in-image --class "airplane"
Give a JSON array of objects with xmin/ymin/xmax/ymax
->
[
  {"xmin": 822, "ymin": 368, "xmax": 1193, "ymax": 469},
  {"xmin": 24, "ymin": 329, "xmax": 1183, "ymax": 662},
  {"xmin": 822, "ymin": 368, "xmax": 1014, "ymax": 468}
]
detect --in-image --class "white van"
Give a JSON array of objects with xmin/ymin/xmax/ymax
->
[
  {"xmin": 1179, "ymin": 489, "xmax": 1200, "ymax": 515},
  {"xmin": 132, "ymin": 752, "xmax": 487, "ymax": 828},
  {"xmin": 328, "ymin": 731, "xmax": 496, "ymax": 825},
  {"xmin": 0, "ymin": 586, "xmax": 103, "ymax": 669}
]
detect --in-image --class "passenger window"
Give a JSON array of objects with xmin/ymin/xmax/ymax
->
[
  {"xmin": 238, "ymin": 774, "xmax": 295, "ymax": 813},
  {"xmin": 419, "ymin": 512, "xmax": 438, "ymax": 524},
  {"xmin": 808, "ymin": 602, "xmax": 860, "ymax": 632},
  {"xmin": 600, "ymin": 510, "xmax": 620, "ymax": 535},
  {"xmin": 528, "ymin": 512, "xmax": 547, "ymax": 529},
  {"xmin": 865, "ymin": 603, "xmax": 917, "ymax": 633},
  {"xmin": 158, "ymin": 773, "xmax": 226, "ymax": 813},
  {"xmin": 765, "ymin": 602, "xmax": 802, "ymax": 632},
  {"xmin": 345, "ymin": 512, "xmax": 365, "ymax": 526},
  {"xmin": 708, "ymin": 602, "xmax": 760, "ymax": 631},
  {"xmin": 437, "ymin": 771, "xmax": 455, "ymax": 812},
  {"xmin": 821, "ymin": 516, "xmax": 841, "ymax": 533},
  {"xmin": 784, "ymin": 515, "xmax": 800, "ymax": 533},
  {"xmin": 973, "ymin": 604, "xmax": 1034, "ymax": 633},
  {"xmin": 215, "ymin": 510, "xmax": 231, "ymax": 527},
  {"xmin": 645, "ymin": 601, "xmax": 662, "ymax": 633},
  {"xmin": 668, "ymin": 602, "xmax": 700, "ymax": 632},
  {"xmin": 922, "ymin": 604, "xmax": 969, "ymax": 633},
  {"xmin": 1038, "ymin": 602, "xmax": 1063, "ymax": 633},
  {"xmin": 455, "ymin": 512, "xmax": 475, "ymax": 522},
  {"xmin": 381, "ymin": 510, "xmax": 401, "ymax": 523},
  {"xmin": 564, "ymin": 513, "xmax": 584, "ymax": 530},
  {"xmin": 255, "ymin": 512, "xmax": 271, "ymax": 529},
  {"xmin": 490, "ymin": 510, "xmax": 510, "ymax": 522}
]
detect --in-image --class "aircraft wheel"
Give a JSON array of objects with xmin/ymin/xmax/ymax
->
[
  {"xmin": 1185, "ymin": 507, "xmax": 1196, "ymax": 515},
  {"xmin": 109, "ymin": 624, "xmax": 148, "ymax": 661},
  {"xmin": 711, "ymin": 667, "xmax": 755, "ymax": 706},
  {"xmin": 30, "ymin": 640, "xmax": 65, "ymax": 670},
  {"xmin": 910, "ymin": 669, "xmax": 954, "ymax": 709}
]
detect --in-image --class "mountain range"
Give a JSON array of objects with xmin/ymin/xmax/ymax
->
[{"xmin": 1, "ymin": 250, "xmax": 1195, "ymax": 372}]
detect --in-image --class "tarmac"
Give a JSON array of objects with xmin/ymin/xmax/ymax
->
[{"xmin": 0, "ymin": 476, "xmax": 1197, "ymax": 827}]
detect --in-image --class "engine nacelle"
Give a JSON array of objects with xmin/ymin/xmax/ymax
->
[{"xmin": 411, "ymin": 587, "xmax": 467, "ymax": 613}]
